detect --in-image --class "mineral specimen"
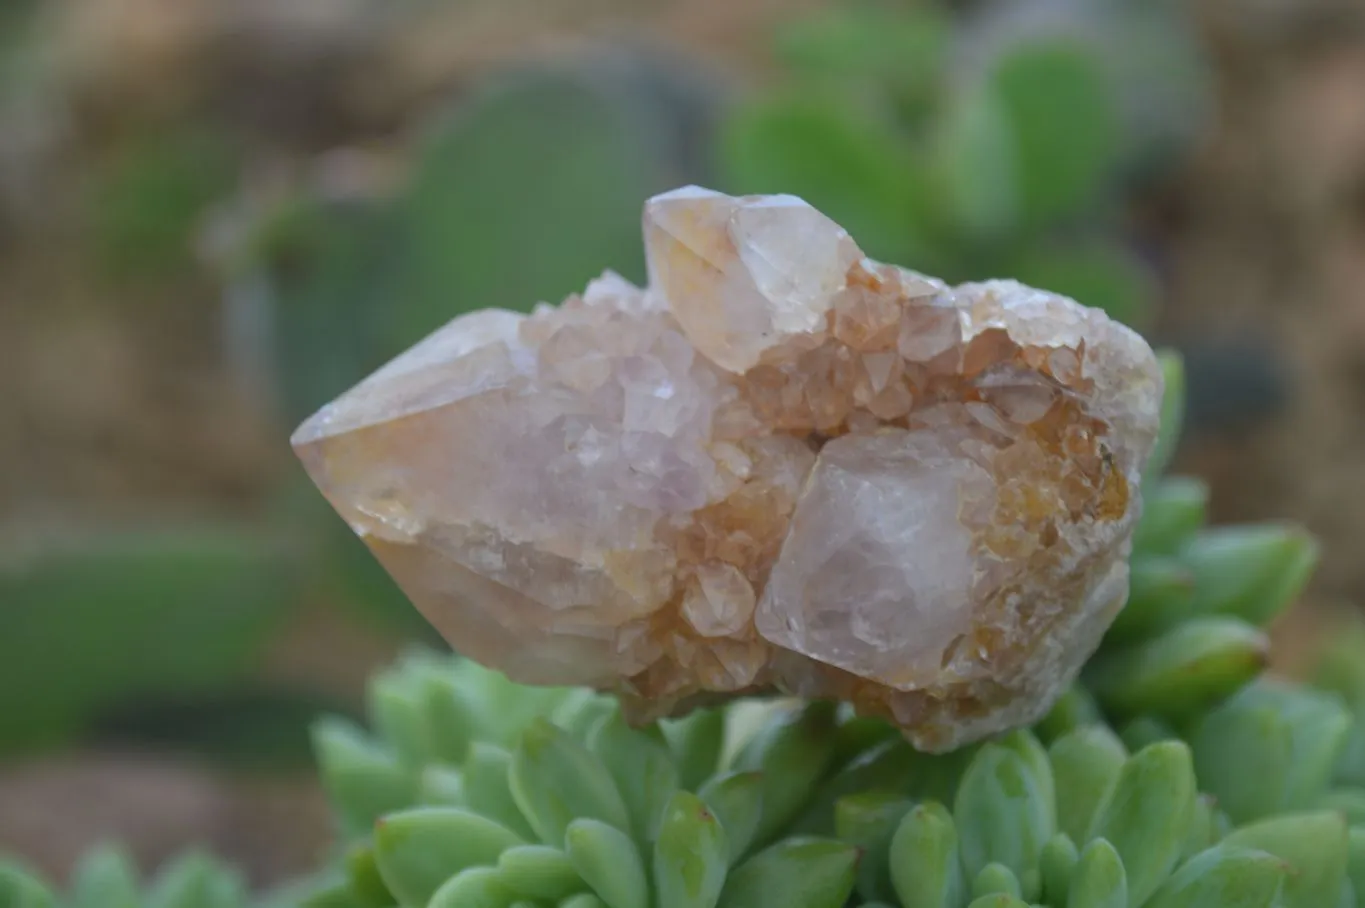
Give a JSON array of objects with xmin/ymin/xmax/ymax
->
[{"xmin": 292, "ymin": 186, "xmax": 1164, "ymax": 752}]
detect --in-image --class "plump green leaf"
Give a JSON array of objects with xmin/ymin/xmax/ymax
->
[
  {"xmin": 373, "ymin": 807, "xmax": 524, "ymax": 906},
  {"xmin": 463, "ymin": 742, "xmax": 536, "ymax": 840},
  {"xmin": 367, "ymin": 671, "xmax": 434, "ymax": 768},
  {"xmin": 497, "ymin": 845, "xmax": 582, "ymax": 902},
  {"xmin": 68, "ymin": 845, "xmax": 140, "ymax": 908},
  {"xmin": 1223, "ymin": 811, "xmax": 1349, "ymax": 908},
  {"xmin": 1194, "ymin": 682, "xmax": 1352, "ymax": 823},
  {"xmin": 834, "ymin": 792, "xmax": 912, "ymax": 902},
  {"xmin": 697, "ymin": 771, "xmax": 764, "ymax": 865},
  {"xmin": 343, "ymin": 844, "xmax": 393, "ymax": 907},
  {"xmin": 588, "ymin": 710, "xmax": 680, "ymax": 845},
  {"xmin": 717, "ymin": 838, "xmax": 858, "ymax": 908},
  {"xmin": 1036, "ymin": 684, "xmax": 1102, "ymax": 744},
  {"xmin": 932, "ymin": 82, "xmax": 1018, "ymax": 241},
  {"xmin": 1049, "ymin": 726, "xmax": 1127, "ymax": 844},
  {"xmin": 1179, "ymin": 524, "xmax": 1319, "ymax": 627},
  {"xmin": 564, "ymin": 819, "xmax": 648, "ymax": 908},
  {"xmin": 654, "ymin": 791, "xmax": 729, "ymax": 908},
  {"xmin": 144, "ymin": 852, "xmax": 245, "ymax": 908},
  {"xmin": 1118, "ymin": 716, "xmax": 1179, "ymax": 752},
  {"xmin": 0, "ymin": 864, "xmax": 53, "ymax": 908},
  {"xmin": 1040, "ymin": 834, "xmax": 1079, "ymax": 906},
  {"xmin": 1345, "ymin": 827, "xmax": 1365, "ymax": 908},
  {"xmin": 1144, "ymin": 843, "xmax": 1286, "ymax": 908},
  {"xmin": 427, "ymin": 866, "xmax": 513, "ymax": 908},
  {"xmin": 1088, "ymin": 741, "xmax": 1197, "ymax": 906},
  {"xmin": 1067, "ymin": 838, "xmax": 1126, "ymax": 908},
  {"xmin": 1133, "ymin": 476, "xmax": 1209, "ymax": 556},
  {"xmin": 1086, "ymin": 617, "xmax": 1268, "ymax": 721},
  {"xmin": 972, "ymin": 863, "xmax": 1022, "ymax": 899},
  {"xmin": 662, "ymin": 709, "xmax": 726, "ymax": 792},
  {"xmin": 733, "ymin": 702, "xmax": 839, "ymax": 845},
  {"xmin": 312, "ymin": 718, "xmax": 418, "ymax": 836},
  {"xmin": 889, "ymin": 801, "xmax": 964, "ymax": 908},
  {"xmin": 1104, "ymin": 556, "xmax": 1196, "ymax": 645},
  {"xmin": 509, "ymin": 719, "xmax": 630, "ymax": 848},
  {"xmin": 954, "ymin": 743, "xmax": 1052, "ymax": 881},
  {"xmin": 1144, "ymin": 350, "xmax": 1187, "ymax": 484},
  {"xmin": 1318, "ymin": 789, "xmax": 1365, "ymax": 825}
]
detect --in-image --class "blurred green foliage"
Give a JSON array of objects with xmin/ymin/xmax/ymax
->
[
  {"xmin": 89, "ymin": 125, "xmax": 242, "ymax": 283},
  {"xmin": 0, "ymin": 528, "xmax": 299, "ymax": 752},
  {"xmin": 718, "ymin": 1, "xmax": 1202, "ymax": 329}
]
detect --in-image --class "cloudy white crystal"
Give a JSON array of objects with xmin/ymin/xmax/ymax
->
[{"xmin": 293, "ymin": 186, "xmax": 1164, "ymax": 752}]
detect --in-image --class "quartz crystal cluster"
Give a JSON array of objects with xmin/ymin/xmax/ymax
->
[{"xmin": 292, "ymin": 187, "xmax": 1164, "ymax": 751}]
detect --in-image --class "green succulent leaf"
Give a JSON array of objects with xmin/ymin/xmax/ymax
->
[
  {"xmin": 1040, "ymin": 833, "xmax": 1079, "ymax": 905},
  {"xmin": 1067, "ymin": 838, "xmax": 1126, "ymax": 908},
  {"xmin": 343, "ymin": 844, "xmax": 393, "ymax": 907},
  {"xmin": 834, "ymin": 792, "xmax": 913, "ymax": 902},
  {"xmin": 1087, "ymin": 741, "xmax": 1197, "ymax": 906},
  {"xmin": 1145, "ymin": 350, "xmax": 1187, "ymax": 485},
  {"xmin": 1318, "ymin": 789, "xmax": 1365, "ymax": 825},
  {"xmin": 1104, "ymin": 555, "xmax": 1196, "ymax": 645},
  {"xmin": 697, "ymin": 771, "xmax": 765, "ymax": 865},
  {"xmin": 1133, "ymin": 476, "xmax": 1209, "ymax": 557},
  {"xmin": 0, "ymin": 864, "xmax": 53, "ymax": 908},
  {"xmin": 1195, "ymin": 682, "xmax": 1352, "ymax": 823},
  {"xmin": 462, "ymin": 742, "xmax": 536, "ymax": 840},
  {"xmin": 312, "ymin": 718, "xmax": 418, "ymax": 837},
  {"xmin": 716, "ymin": 838, "xmax": 858, "ymax": 908},
  {"xmin": 654, "ymin": 790, "xmax": 729, "ymax": 908},
  {"xmin": 560, "ymin": 895, "xmax": 609, "ymax": 908},
  {"xmin": 1086, "ymin": 617, "xmax": 1269, "ymax": 722},
  {"xmin": 1036, "ymin": 684, "xmax": 1103, "ymax": 744},
  {"xmin": 1179, "ymin": 524, "xmax": 1320, "ymax": 628},
  {"xmin": 1118, "ymin": 716, "xmax": 1179, "ymax": 752},
  {"xmin": 1144, "ymin": 843, "xmax": 1286, "ymax": 908},
  {"xmin": 68, "ymin": 845, "xmax": 141, "ymax": 908},
  {"xmin": 427, "ymin": 866, "xmax": 514, "ymax": 908},
  {"xmin": 589, "ymin": 710, "xmax": 680, "ymax": 846},
  {"xmin": 373, "ymin": 807, "xmax": 524, "ymax": 906},
  {"xmin": 1049, "ymin": 726, "xmax": 1127, "ymax": 844},
  {"xmin": 497, "ymin": 845, "xmax": 583, "ymax": 902},
  {"xmin": 972, "ymin": 862, "xmax": 1022, "ymax": 899},
  {"xmin": 662, "ymin": 709, "xmax": 726, "ymax": 792},
  {"xmin": 954, "ymin": 743, "xmax": 1052, "ymax": 882},
  {"xmin": 1345, "ymin": 827, "xmax": 1365, "ymax": 908},
  {"xmin": 888, "ymin": 801, "xmax": 965, "ymax": 908},
  {"xmin": 564, "ymin": 819, "xmax": 649, "ymax": 908},
  {"xmin": 144, "ymin": 852, "xmax": 245, "ymax": 908},
  {"xmin": 1223, "ymin": 811, "xmax": 1349, "ymax": 908},
  {"xmin": 510, "ymin": 719, "xmax": 631, "ymax": 848},
  {"xmin": 733, "ymin": 702, "xmax": 839, "ymax": 845}
]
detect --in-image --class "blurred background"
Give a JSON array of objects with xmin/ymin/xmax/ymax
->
[{"xmin": 2, "ymin": 0, "xmax": 1364, "ymax": 890}]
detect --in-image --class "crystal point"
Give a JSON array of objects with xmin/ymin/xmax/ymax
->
[{"xmin": 294, "ymin": 187, "xmax": 1164, "ymax": 752}]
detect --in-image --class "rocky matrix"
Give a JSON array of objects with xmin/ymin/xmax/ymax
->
[{"xmin": 292, "ymin": 187, "xmax": 1164, "ymax": 752}]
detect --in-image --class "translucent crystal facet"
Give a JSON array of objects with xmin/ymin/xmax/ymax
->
[{"xmin": 292, "ymin": 187, "xmax": 1164, "ymax": 751}]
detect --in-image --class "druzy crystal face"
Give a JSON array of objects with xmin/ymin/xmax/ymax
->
[{"xmin": 292, "ymin": 186, "xmax": 1164, "ymax": 752}]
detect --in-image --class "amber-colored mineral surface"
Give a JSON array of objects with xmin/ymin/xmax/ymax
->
[{"xmin": 292, "ymin": 186, "xmax": 1164, "ymax": 752}]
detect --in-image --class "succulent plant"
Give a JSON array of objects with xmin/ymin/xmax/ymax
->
[{"xmin": 2, "ymin": 346, "xmax": 1362, "ymax": 907}]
